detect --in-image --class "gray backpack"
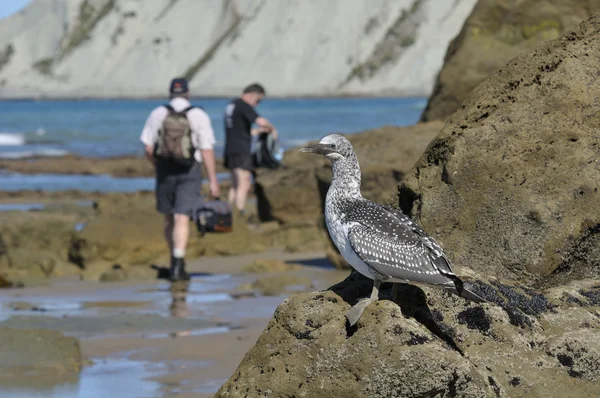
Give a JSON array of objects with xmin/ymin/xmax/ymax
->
[{"xmin": 154, "ymin": 104, "xmax": 196, "ymax": 167}]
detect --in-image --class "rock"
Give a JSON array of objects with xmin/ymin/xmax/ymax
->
[
  {"xmin": 0, "ymin": 275, "xmax": 12, "ymax": 288},
  {"xmin": 82, "ymin": 262, "xmax": 165, "ymax": 282},
  {"xmin": 250, "ymin": 275, "xmax": 314, "ymax": 296},
  {"xmin": 0, "ymin": 155, "xmax": 154, "ymax": 177},
  {"xmin": 255, "ymin": 164, "xmax": 325, "ymax": 224},
  {"xmin": 70, "ymin": 192, "xmax": 327, "ymax": 270},
  {"xmin": 240, "ymin": 259, "xmax": 302, "ymax": 274},
  {"xmin": 421, "ymin": 0, "xmax": 600, "ymax": 122},
  {"xmin": 255, "ymin": 122, "xmax": 444, "ymax": 224},
  {"xmin": 0, "ymin": 328, "xmax": 82, "ymax": 380},
  {"xmin": 215, "ymin": 272, "xmax": 600, "ymax": 397},
  {"xmin": 0, "ymin": 211, "xmax": 79, "ymax": 279},
  {"xmin": 547, "ymin": 330, "xmax": 600, "ymax": 381},
  {"xmin": 99, "ymin": 264, "xmax": 128, "ymax": 282},
  {"xmin": 400, "ymin": 12, "xmax": 600, "ymax": 287},
  {"xmin": 0, "ymin": 190, "xmax": 326, "ymax": 281},
  {"xmin": 0, "ymin": 155, "xmax": 227, "ymax": 177}
]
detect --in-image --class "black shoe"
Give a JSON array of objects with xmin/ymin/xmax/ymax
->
[{"xmin": 169, "ymin": 257, "xmax": 190, "ymax": 281}]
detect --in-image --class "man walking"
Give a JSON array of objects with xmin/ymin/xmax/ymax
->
[
  {"xmin": 141, "ymin": 77, "xmax": 219, "ymax": 281},
  {"xmin": 223, "ymin": 83, "xmax": 278, "ymax": 216}
]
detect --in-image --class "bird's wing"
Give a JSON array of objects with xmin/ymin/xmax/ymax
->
[
  {"xmin": 380, "ymin": 205, "xmax": 454, "ymax": 275},
  {"xmin": 344, "ymin": 201, "xmax": 455, "ymax": 285}
]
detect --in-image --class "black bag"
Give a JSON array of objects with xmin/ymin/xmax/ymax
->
[
  {"xmin": 194, "ymin": 198, "xmax": 233, "ymax": 236},
  {"xmin": 252, "ymin": 133, "xmax": 283, "ymax": 169}
]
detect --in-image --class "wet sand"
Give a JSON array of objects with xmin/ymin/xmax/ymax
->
[{"xmin": 0, "ymin": 249, "xmax": 347, "ymax": 398}]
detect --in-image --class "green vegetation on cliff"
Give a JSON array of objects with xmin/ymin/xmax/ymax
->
[
  {"xmin": 59, "ymin": 0, "xmax": 116, "ymax": 60},
  {"xmin": 344, "ymin": 0, "xmax": 423, "ymax": 83}
]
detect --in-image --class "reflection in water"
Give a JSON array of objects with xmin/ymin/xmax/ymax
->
[
  {"xmin": 169, "ymin": 280, "xmax": 190, "ymax": 318},
  {"xmin": 1, "ymin": 357, "xmax": 164, "ymax": 398},
  {"xmin": 169, "ymin": 281, "xmax": 191, "ymax": 337}
]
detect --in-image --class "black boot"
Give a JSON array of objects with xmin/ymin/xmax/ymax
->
[{"xmin": 169, "ymin": 257, "xmax": 190, "ymax": 281}]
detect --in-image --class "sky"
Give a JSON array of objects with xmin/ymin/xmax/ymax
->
[{"xmin": 0, "ymin": 0, "xmax": 32, "ymax": 20}]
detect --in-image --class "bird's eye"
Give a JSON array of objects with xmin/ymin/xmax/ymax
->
[{"xmin": 328, "ymin": 144, "xmax": 335, "ymax": 148}]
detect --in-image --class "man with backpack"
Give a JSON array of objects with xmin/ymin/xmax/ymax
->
[
  {"xmin": 223, "ymin": 83, "xmax": 278, "ymax": 217},
  {"xmin": 140, "ymin": 77, "xmax": 219, "ymax": 281}
]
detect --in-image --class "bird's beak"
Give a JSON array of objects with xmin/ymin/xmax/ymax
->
[{"xmin": 299, "ymin": 144, "xmax": 336, "ymax": 156}]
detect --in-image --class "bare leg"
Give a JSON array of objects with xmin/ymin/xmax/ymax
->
[
  {"xmin": 169, "ymin": 213, "xmax": 191, "ymax": 281},
  {"xmin": 164, "ymin": 214, "xmax": 174, "ymax": 252},
  {"xmin": 346, "ymin": 280, "xmax": 381, "ymax": 326},
  {"xmin": 228, "ymin": 170, "xmax": 238, "ymax": 206},
  {"xmin": 234, "ymin": 168, "xmax": 252, "ymax": 213},
  {"xmin": 172, "ymin": 213, "xmax": 190, "ymax": 251}
]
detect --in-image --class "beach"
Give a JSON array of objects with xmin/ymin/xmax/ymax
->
[{"xmin": 0, "ymin": 249, "xmax": 347, "ymax": 398}]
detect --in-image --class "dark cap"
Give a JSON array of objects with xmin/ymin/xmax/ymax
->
[{"xmin": 169, "ymin": 77, "xmax": 189, "ymax": 95}]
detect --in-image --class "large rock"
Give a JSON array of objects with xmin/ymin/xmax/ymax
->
[
  {"xmin": 69, "ymin": 192, "xmax": 326, "ymax": 273},
  {"xmin": 255, "ymin": 122, "xmax": 444, "ymax": 224},
  {"xmin": 215, "ymin": 272, "xmax": 600, "ymax": 397},
  {"xmin": 0, "ymin": 328, "xmax": 82, "ymax": 381},
  {"xmin": 0, "ymin": 211, "xmax": 80, "ymax": 280},
  {"xmin": 400, "ymin": 12, "xmax": 600, "ymax": 287},
  {"xmin": 217, "ymin": 12, "xmax": 600, "ymax": 397},
  {"xmin": 421, "ymin": 0, "xmax": 600, "ymax": 122}
]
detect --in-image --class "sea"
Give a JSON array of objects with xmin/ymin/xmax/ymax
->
[{"xmin": 0, "ymin": 97, "xmax": 426, "ymax": 192}]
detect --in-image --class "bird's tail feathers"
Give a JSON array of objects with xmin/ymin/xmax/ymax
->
[
  {"xmin": 444, "ymin": 276, "xmax": 487, "ymax": 303},
  {"xmin": 457, "ymin": 285, "xmax": 486, "ymax": 303}
]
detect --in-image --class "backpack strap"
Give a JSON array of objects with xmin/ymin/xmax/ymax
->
[{"xmin": 163, "ymin": 104, "xmax": 203, "ymax": 115}]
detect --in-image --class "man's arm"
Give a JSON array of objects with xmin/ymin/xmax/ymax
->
[
  {"xmin": 200, "ymin": 148, "xmax": 220, "ymax": 198},
  {"xmin": 140, "ymin": 108, "xmax": 163, "ymax": 165},
  {"xmin": 193, "ymin": 110, "xmax": 220, "ymax": 198},
  {"xmin": 254, "ymin": 117, "xmax": 278, "ymax": 140},
  {"xmin": 251, "ymin": 126, "xmax": 270, "ymax": 136},
  {"xmin": 144, "ymin": 144, "xmax": 155, "ymax": 165}
]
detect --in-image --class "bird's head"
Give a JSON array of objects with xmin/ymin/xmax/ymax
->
[{"xmin": 299, "ymin": 134, "xmax": 355, "ymax": 162}]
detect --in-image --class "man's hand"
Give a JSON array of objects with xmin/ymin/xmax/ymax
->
[
  {"xmin": 144, "ymin": 144, "xmax": 156, "ymax": 166},
  {"xmin": 270, "ymin": 128, "xmax": 279, "ymax": 141},
  {"xmin": 200, "ymin": 148, "xmax": 220, "ymax": 198},
  {"xmin": 210, "ymin": 180, "xmax": 220, "ymax": 199}
]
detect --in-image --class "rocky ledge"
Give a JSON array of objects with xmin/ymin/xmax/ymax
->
[
  {"xmin": 215, "ymin": 10, "xmax": 600, "ymax": 397},
  {"xmin": 215, "ymin": 272, "xmax": 600, "ymax": 397}
]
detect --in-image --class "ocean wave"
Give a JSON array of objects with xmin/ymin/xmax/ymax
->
[
  {"xmin": 0, "ymin": 148, "xmax": 70, "ymax": 159},
  {"xmin": 0, "ymin": 133, "xmax": 25, "ymax": 146}
]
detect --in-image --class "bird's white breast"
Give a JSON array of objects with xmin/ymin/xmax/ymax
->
[{"xmin": 325, "ymin": 198, "xmax": 379, "ymax": 281}]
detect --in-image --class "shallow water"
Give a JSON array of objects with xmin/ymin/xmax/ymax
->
[
  {"xmin": 0, "ymin": 275, "xmax": 248, "ymax": 397},
  {"xmin": 0, "ymin": 200, "xmax": 96, "ymax": 212},
  {"xmin": 2, "ymin": 356, "xmax": 167, "ymax": 398},
  {"xmin": 0, "ymin": 171, "xmax": 229, "ymax": 192},
  {"xmin": 0, "ymin": 253, "xmax": 338, "ymax": 397}
]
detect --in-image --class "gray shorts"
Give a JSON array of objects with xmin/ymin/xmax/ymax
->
[{"xmin": 155, "ymin": 161, "xmax": 202, "ymax": 217}]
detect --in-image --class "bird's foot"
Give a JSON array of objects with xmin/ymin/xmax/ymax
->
[{"xmin": 346, "ymin": 297, "xmax": 377, "ymax": 327}]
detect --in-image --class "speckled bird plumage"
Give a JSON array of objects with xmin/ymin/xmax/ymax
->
[{"xmin": 302, "ymin": 134, "xmax": 484, "ymax": 306}]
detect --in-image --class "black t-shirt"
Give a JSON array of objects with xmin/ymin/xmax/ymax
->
[{"xmin": 224, "ymin": 98, "xmax": 259, "ymax": 156}]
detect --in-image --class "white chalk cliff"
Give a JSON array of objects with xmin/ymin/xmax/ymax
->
[{"xmin": 0, "ymin": 0, "xmax": 477, "ymax": 98}]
